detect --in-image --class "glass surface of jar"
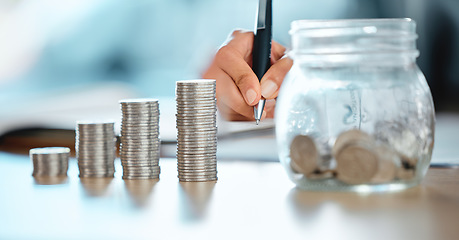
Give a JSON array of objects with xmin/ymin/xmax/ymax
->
[{"xmin": 275, "ymin": 19, "xmax": 435, "ymax": 192}]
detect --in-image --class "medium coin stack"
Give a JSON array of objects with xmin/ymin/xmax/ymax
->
[
  {"xmin": 176, "ymin": 79, "xmax": 218, "ymax": 182},
  {"xmin": 120, "ymin": 99, "xmax": 160, "ymax": 180},
  {"xmin": 30, "ymin": 147, "xmax": 70, "ymax": 177},
  {"xmin": 76, "ymin": 121, "xmax": 116, "ymax": 178}
]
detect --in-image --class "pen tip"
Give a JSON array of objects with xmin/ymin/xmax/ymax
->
[{"xmin": 256, "ymin": 119, "xmax": 260, "ymax": 125}]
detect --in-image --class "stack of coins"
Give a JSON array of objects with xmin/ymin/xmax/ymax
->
[
  {"xmin": 30, "ymin": 147, "xmax": 70, "ymax": 177},
  {"xmin": 120, "ymin": 99, "xmax": 161, "ymax": 180},
  {"xmin": 176, "ymin": 79, "xmax": 218, "ymax": 182},
  {"xmin": 76, "ymin": 121, "xmax": 116, "ymax": 178}
]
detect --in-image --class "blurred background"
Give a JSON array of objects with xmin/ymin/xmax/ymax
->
[{"xmin": 0, "ymin": 0, "xmax": 458, "ymax": 137}]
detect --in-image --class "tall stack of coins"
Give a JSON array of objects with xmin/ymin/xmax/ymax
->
[
  {"xmin": 30, "ymin": 147, "xmax": 70, "ymax": 177},
  {"xmin": 120, "ymin": 99, "xmax": 160, "ymax": 180},
  {"xmin": 76, "ymin": 121, "xmax": 116, "ymax": 178},
  {"xmin": 176, "ymin": 79, "xmax": 218, "ymax": 182}
]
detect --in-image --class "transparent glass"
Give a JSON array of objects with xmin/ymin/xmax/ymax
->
[{"xmin": 276, "ymin": 19, "xmax": 435, "ymax": 192}]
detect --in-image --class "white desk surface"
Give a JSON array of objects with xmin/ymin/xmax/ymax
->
[{"xmin": 0, "ymin": 152, "xmax": 458, "ymax": 240}]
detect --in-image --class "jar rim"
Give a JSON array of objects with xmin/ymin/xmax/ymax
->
[
  {"xmin": 289, "ymin": 18, "xmax": 419, "ymax": 63},
  {"xmin": 291, "ymin": 18, "xmax": 414, "ymax": 33}
]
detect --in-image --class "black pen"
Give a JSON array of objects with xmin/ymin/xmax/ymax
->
[{"xmin": 252, "ymin": 0, "xmax": 272, "ymax": 125}]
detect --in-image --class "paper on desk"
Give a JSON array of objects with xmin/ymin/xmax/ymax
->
[
  {"xmin": 430, "ymin": 113, "xmax": 459, "ymax": 166},
  {"xmin": 0, "ymin": 82, "xmax": 137, "ymax": 136},
  {"xmin": 156, "ymin": 97, "xmax": 275, "ymax": 142},
  {"xmin": 0, "ymin": 86, "xmax": 274, "ymax": 141}
]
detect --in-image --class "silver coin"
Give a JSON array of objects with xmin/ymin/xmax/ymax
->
[
  {"xmin": 176, "ymin": 79, "xmax": 215, "ymax": 84},
  {"xmin": 122, "ymin": 176, "xmax": 159, "ymax": 180},
  {"xmin": 177, "ymin": 148, "xmax": 217, "ymax": 153},
  {"xmin": 176, "ymin": 121, "xmax": 216, "ymax": 126},
  {"xmin": 120, "ymin": 157, "xmax": 160, "ymax": 162},
  {"xmin": 123, "ymin": 169, "xmax": 160, "ymax": 174},
  {"xmin": 30, "ymin": 147, "xmax": 70, "ymax": 155},
  {"xmin": 176, "ymin": 156, "xmax": 217, "ymax": 161},
  {"xmin": 178, "ymin": 178, "xmax": 217, "ymax": 182},
  {"xmin": 176, "ymin": 117, "xmax": 216, "ymax": 122},
  {"xmin": 120, "ymin": 134, "xmax": 159, "ymax": 139},
  {"xmin": 176, "ymin": 83, "xmax": 215, "ymax": 87},
  {"xmin": 77, "ymin": 153, "xmax": 115, "ymax": 157},
  {"xmin": 177, "ymin": 154, "xmax": 217, "ymax": 159},
  {"xmin": 176, "ymin": 125, "xmax": 217, "ymax": 129},
  {"xmin": 120, "ymin": 98, "xmax": 159, "ymax": 103},
  {"xmin": 177, "ymin": 166, "xmax": 217, "ymax": 170},
  {"xmin": 176, "ymin": 97, "xmax": 216, "ymax": 101},
  {"xmin": 121, "ymin": 163, "xmax": 160, "ymax": 167},
  {"xmin": 76, "ymin": 156, "xmax": 115, "ymax": 161},
  {"xmin": 120, "ymin": 145, "xmax": 160, "ymax": 150},
  {"xmin": 76, "ymin": 145, "xmax": 116, "ymax": 150},
  {"xmin": 177, "ymin": 156, "xmax": 217, "ymax": 160},
  {"xmin": 121, "ymin": 164, "xmax": 159, "ymax": 168},
  {"xmin": 176, "ymin": 147, "xmax": 217, "ymax": 151},
  {"xmin": 177, "ymin": 142, "xmax": 217, "ymax": 147},
  {"xmin": 176, "ymin": 112, "xmax": 217, "ymax": 117},
  {"xmin": 121, "ymin": 111, "xmax": 159, "ymax": 115},
  {"xmin": 121, "ymin": 104, "xmax": 159, "ymax": 108},
  {"xmin": 177, "ymin": 164, "xmax": 217, "ymax": 168},
  {"xmin": 120, "ymin": 152, "xmax": 160, "ymax": 157},
  {"xmin": 77, "ymin": 122, "xmax": 115, "ymax": 128},
  {"xmin": 122, "ymin": 171, "xmax": 161, "ymax": 176},
  {"xmin": 120, "ymin": 128, "xmax": 159, "ymax": 133},
  {"xmin": 121, "ymin": 156, "xmax": 160, "ymax": 161},
  {"xmin": 79, "ymin": 171, "xmax": 115, "ymax": 176},
  {"xmin": 178, "ymin": 175, "xmax": 218, "ymax": 180},
  {"xmin": 120, "ymin": 144, "xmax": 160, "ymax": 150},
  {"xmin": 178, "ymin": 173, "xmax": 217, "ymax": 178}
]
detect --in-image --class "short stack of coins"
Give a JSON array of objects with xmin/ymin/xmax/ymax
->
[
  {"xmin": 176, "ymin": 79, "xmax": 218, "ymax": 182},
  {"xmin": 76, "ymin": 121, "xmax": 116, "ymax": 178},
  {"xmin": 120, "ymin": 99, "xmax": 161, "ymax": 179},
  {"xmin": 30, "ymin": 147, "xmax": 70, "ymax": 177}
]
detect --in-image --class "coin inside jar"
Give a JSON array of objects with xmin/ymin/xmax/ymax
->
[
  {"xmin": 332, "ymin": 129, "xmax": 373, "ymax": 157},
  {"xmin": 289, "ymin": 135, "xmax": 319, "ymax": 175},
  {"xmin": 335, "ymin": 142, "xmax": 379, "ymax": 185},
  {"xmin": 371, "ymin": 145, "xmax": 397, "ymax": 183}
]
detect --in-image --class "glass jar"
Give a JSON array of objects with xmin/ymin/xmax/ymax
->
[{"xmin": 275, "ymin": 19, "xmax": 435, "ymax": 192}]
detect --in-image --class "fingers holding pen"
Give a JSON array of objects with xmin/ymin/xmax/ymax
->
[
  {"xmin": 203, "ymin": 61, "xmax": 257, "ymax": 120},
  {"xmin": 260, "ymin": 56, "xmax": 293, "ymax": 99},
  {"xmin": 215, "ymin": 44, "xmax": 261, "ymax": 106}
]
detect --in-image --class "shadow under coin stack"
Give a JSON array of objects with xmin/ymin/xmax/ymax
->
[
  {"xmin": 176, "ymin": 80, "xmax": 218, "ymax": 182},
  {"xmin": 120, "ymin": 99, "xmax": 160, "ymax": 180},
  {"xmin": 76, "ymin": 121, "xmax": 116, "ymax": 178},
  {"xmin": 30, "ymin": 147, "xmax": 70, "ymax": 177}
]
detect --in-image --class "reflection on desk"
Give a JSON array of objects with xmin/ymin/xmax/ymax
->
[{"xmin": 0, "ymin": 152, "xmax": 458, "ymax": 240}]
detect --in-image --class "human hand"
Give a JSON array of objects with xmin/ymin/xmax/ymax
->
[{"xmin": 203, "ymin": 30, "xmax": 293, "ymax": 121}]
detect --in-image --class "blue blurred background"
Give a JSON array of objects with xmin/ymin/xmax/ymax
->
[{"xmin": 0, "ymin": 0, "xmax": 458, "ymax": 118}]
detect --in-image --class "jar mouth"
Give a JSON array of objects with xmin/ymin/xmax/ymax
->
[
  {"xmin": 289, "ymin": 18, "xmax": 419, "ymax": 63},
  {"xmin": 290, "ymin": 18, "xmax": 415, "ymax": 36}
]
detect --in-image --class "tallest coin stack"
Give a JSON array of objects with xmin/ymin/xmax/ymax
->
[{"xmin": 176, "ymin": 80, "xmax": 218, "ymax": 182}]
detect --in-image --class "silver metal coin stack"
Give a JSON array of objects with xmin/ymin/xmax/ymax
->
[
  {"xmin": 76, "ymin": 121, "xmax": 116, "ymax": 178},
  {"xmin": 30, "ymin": 147, "xmax": 70, "ymax": 177},
  {"xmin": 176, "ymin": 79, "xmax": 218, "ymax": 182},
  {"xmin": 120, "ymin": 99, "xmax": 161, "ymax": 180}
]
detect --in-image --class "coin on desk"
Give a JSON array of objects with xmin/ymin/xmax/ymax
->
[{"xmin": 289, "ymin": 135, "xmax": 319, "ymax": 175}]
